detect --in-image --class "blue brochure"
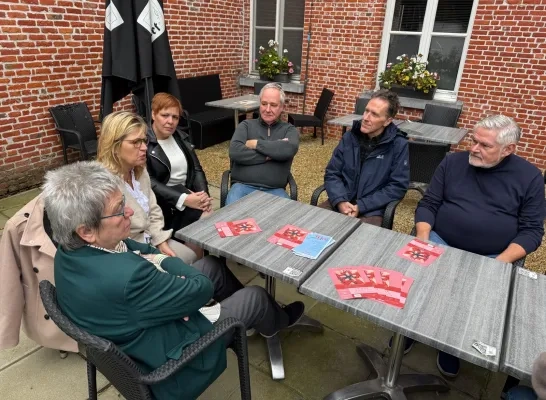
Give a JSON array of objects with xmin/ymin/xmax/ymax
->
[{"xmin": 292, "ymin": 232, "xmax": 335, "ymax": 259}]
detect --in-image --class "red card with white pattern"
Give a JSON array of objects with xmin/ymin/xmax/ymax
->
[
  {"xmin": 267, "ymin": 224, "xmax": 309, "ymax": 249},
  {"xmin": 215, "ymin": 218, "xmax": 262, "ymax": 238},
  {"xmin": 396, "ymin": 239, "xmax": 444, "ymax": 267}
]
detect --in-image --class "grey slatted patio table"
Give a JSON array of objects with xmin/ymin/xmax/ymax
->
[
  {"xmin": 500, "ymin": 267, "xmax": 546, "ymax": 381},
  {"xmin": 176, "ymin": 191, "xmax": 360, "ymax": 380},
  {"xmin": 205, "ymin": 94, "xmax": 260, "ymax": 128},
  {"xmin": 300, "ymin": 223, "xmax": 513, "ymax": 400},
  {"xmin": 397, "ymin": 120, "xmax": 468, "ymax": 144}
]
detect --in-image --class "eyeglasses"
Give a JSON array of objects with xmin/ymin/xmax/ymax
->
[
  {"xmin": 101, "ymin": 194, "xmax": 126, "ymax": 219},
  {"xmin": 121, "ymin": 137, "xmax": 149, "ymax": 148}
]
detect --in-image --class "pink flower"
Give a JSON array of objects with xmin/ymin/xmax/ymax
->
[
  {"xmin": 288, "ymin": 68, "xmax": 294, "ymax": 74},
  {"xmin": 288, "ymin": 61, "xmax": 293, "ymax": 67},
  {"xmin": 254, "ymin": 59, "xmax": 258, "ymax": 62}
]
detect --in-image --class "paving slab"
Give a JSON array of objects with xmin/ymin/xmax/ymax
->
[
  {"xmin": 0, "ymin": 347, "xmax": 109, "ymax": 400},
  {"xmin": 97, "ymin": 385, "xmax": 120, "ymax": 399},
  {"xmin": 1, "ymin": 206, "xmax": 22, "ymax": 219},
  {"xmin": 306, "ymin": 301, "xmax": 393, "ymax": 353},
  {"xmin": 399, "ymin": 340, "xmax": 492, "ymax": 399},
  {"xmin": 226, "ymin": 260, "xmax": 259, "ymax": 285},
  {"xmin": 0, "ymin": 212, "xmax": 8, "ymax": 231},
  {"xmin": 245, "ymin": 275, "xmax": 319, "ymax": 310},
  {"xmin": 0, "ymin": 188, "xmax": 41, "ymax": 212},
  {"xmin": 0, "ymin": 332, "xmax": 41, "ymax": 371},
  {"xmin": 276, "ymin": 328, "xmax": 374, "ymax": 399},
  {"xmin": 400, "ymin": 365, "xmax": 476, "ymax": 400}
]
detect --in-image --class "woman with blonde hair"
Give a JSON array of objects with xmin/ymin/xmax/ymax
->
[{"xmin": 97, "ymin": 111, "xmax": 197, "ymax": 263}]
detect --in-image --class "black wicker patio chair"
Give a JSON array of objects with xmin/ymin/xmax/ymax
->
[
  {"xmin": 288, "ymin": 87, "xmax": 335, "ymax": 145},
  {"xmin": 220, "ymin": 169, "xmax": 297, "ymax": 208},
  {"xmin": 49, "ymin": 102, "xmax": 99, "ymax": 164},
  {"xmin": 39, "ymin": 280, "xmax": 251, "ymax": 400},
  {"xmin": 310, "ymin": 184, "xmax": 400, "ymax": 230},
  {"xmin": 419, "ymin": 104, "xmax": 462, "ymax": 128},
  {"xmin": 408, "ymin": 140, "xmax": 450, "ymax": 196}
]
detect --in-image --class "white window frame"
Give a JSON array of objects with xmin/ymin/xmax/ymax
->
[
  {"xmin": 249, "ymin": 0, "xmax": 304, "ymax": 79},
  {"xmin": 377, "ymin": 0, "xmax": 479, "ymax": 102}
]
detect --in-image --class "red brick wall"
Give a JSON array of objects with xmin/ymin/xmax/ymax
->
[{"xmin": 1, "ymin": 0, "xmax": 545, "ymax": 197}]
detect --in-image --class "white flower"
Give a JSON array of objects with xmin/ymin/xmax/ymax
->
[
  {"xmin": 410, "ymin": 57, "xmax": 416, "ymax": 62},
  {"xmin": 259, "ymin": 46, "xmax": 264, "ymax": 51},
  {"xmin": 272, "ymin": 61, "xmax": 278, "ymax": 65},
  {"xmin": 396, "ymin": 56, "xmax": 402, "ymax": 61},
  {"xmin": 283, "ymin": 49, "xmax": 288, "ymax": 53},
  {"xmin": 268, "ymin": 39, "xmax": 274, "ymax": 46},
  {"xmin": 268, "ymin": 54, "xmax": 272, "ymax": 57}
]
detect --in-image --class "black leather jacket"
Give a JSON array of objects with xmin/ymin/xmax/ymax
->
[{"xmin": 146, "ymin": 127, "xmax": 209, "ymax": 215}]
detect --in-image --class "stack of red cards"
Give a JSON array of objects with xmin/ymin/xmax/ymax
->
[
  {"xmin": 396, "ymin": 238, "xmax": 444, "ymax": 266},
  {"xmin": 328, "ymin": 266, "xmax": 414, "ymax": 309},
  {"xmin": 267, "ymin": 224, "xmax": 309, "ymax": 249},
  {"xmin": 215, "ymin": 218, "xmax": 262, "ymax": 238}
]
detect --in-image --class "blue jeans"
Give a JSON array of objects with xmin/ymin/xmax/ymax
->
[
  {"xmin": 225, "ymin": 183, "xmax": 289, "ymax": 206},
  {"xmin": 428, "ymin": 231, "xmax": 498, "ymax": 258},
  {"xmin": 506, "ymin": 386, "xmax": 537, "ymax": 400}
]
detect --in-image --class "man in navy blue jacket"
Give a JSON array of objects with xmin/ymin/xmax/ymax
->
[
  {"xmin": 414, "ymin": 114, "xmax": 545, "ymax": 378},
  {"xmin": 322, "ymin": 89, "xmax": 409, "ymax": 226}
]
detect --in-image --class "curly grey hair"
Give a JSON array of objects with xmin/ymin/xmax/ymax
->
[
  {"xmin": 475, "ymin": 115, "xmax": 521, "ymax": 146},
  {"xmin": 42, "ymin": 161, "xmax": 123, "ymax": 250}
]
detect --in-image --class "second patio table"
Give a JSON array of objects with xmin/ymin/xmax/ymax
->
[
  {"xmin": 300, "ymin": 223, "xmax": 513, "ymax": 400},
  {"xmin": 205, "ymin": 94, "xmax": 260, "ymax": 128},
  {"xmin": 176, "ymin": 191, "xmax": 361, "ymax": 380}
]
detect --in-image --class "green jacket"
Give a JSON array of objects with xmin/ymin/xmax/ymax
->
[{"xmin": 54, "ymin": 239, "xmax": 226, "ymax": 400}]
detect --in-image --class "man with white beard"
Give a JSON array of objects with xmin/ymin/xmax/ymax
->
[{"xmin": 412, "ymin": 114, "xmax": 545, "ymax": 378}]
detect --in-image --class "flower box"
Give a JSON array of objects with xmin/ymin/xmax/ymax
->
[
  {"xmin": 385, "ymin": 84, "xmax": 436, "ymax": 100},
  {"xmin": 274, "ymin": 73, "xmax": 291, "ymax": 83}
]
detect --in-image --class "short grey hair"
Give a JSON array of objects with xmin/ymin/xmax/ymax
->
[
  {"xmin": 475, "ymin": 115, "xmax": 521, "ymax": 146},
  {"xmin": 259, "ymin": 82, "xmax": 286, "ymax": 105},
  {"xmin": 42, "ymin": 161, "xmax": 123, "ymax": 250}
]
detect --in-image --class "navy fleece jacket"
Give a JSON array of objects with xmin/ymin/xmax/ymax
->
[
  {"xmin": 324, "ymin": 121, "xmax": 409, "ymax": 217},
  {"xmin": 415, "ymin": 152, "xmax": 545, "ymax": 256}
]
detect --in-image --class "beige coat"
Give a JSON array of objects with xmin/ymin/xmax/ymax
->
[
  {"xmin": 0, "ymin": 196, "xmax": 77, "ymax": 351},
  {"xmin": 122, "ymin": 169, "xmax": 172, "ymax": 246}
]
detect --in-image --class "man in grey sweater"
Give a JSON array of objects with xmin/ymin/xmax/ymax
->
[{"xmin": 226, "ymin": 83, "xmax": 299, "ymax": 205}]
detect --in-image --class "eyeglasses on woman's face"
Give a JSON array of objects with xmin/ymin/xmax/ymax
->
[
  {"xmin": 101, "ymin": 194, "xmax": 126, "ymax": 219},
  {"xmin": 121, "ymin": 137, "xmax": 149, "ymax": 148}
]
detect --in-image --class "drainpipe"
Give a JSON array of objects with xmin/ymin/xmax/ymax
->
[{"xmin": 302, "ymin": 0, "xmax": 314, "ymax": 114}]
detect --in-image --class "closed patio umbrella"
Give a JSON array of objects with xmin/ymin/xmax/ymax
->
[{"xmin": 100, "ymin": 0, "xmax": 180, "ymax": 123}]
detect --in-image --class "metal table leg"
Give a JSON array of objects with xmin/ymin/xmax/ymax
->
[
  {"xmin": 234, "ymin": 110, "xmax": 239, "ymax": 128},
  {"xmin": 264, "ymin": 275, "xmax": 324, "ymax": 380},
  {"xmin": 324, "ymin": 332, "xmax": 449, "ymax": 400}
]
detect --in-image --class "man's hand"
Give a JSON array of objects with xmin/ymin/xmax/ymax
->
[
  {"xmin": 415, "ymin": 222, "xmax": 432, "ymax": 241},
  {"xmin": 157, "ymin": 241, "xmax": 176, "ymax": 257},
  {"xmin": 245, "ymin": 139, "xmax": 258, "ymax": 149},
  {"xmin": 337, "ymin": 201, "xmax": 353, "ymax": 216},
  {"xmin": 348, "ymin": 203, "xmax": 359, "ymax": 217},
  {"xmin": 496, "ymin": 243, "xmax": 526, "ymax": 264}
]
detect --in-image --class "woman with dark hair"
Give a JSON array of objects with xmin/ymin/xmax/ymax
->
[{"xmin": 147, "ymin": 93, "xmax": 213, "ymax": 234}]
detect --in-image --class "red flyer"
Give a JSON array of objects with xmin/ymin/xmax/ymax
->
[
  {"xmin": 267, "ymin": 224, "xmax": 309, "ymax": 249},
  {"xmin": 215, "ymin": 218, "xmax": 262, "ymax": 238},
  {"xmin": 396, "ymin": 239, "xmax": 444, "ymax": 267}
]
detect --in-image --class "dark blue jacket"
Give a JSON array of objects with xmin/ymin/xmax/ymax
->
[{"xmin": 325, "ymin": 121, "xmax": 409, "ymax": 217}]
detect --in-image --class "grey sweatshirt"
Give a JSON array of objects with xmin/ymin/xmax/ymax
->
[{"xmin": 229, "ymin": 118, "xmax": 299, "ymax": 188}]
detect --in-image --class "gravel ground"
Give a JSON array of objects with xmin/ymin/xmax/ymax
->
[{"xmin": 196, "ymin": 135, "xmax": 545, "ymax": 274}]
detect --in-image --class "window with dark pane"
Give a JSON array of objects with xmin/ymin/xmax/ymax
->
[
  {"xmin": 255, "ymin": 0, "xmax": 276, "ymax": 27},
  {"xmin": 391, "ymin": 0, "xmax": 427, "ymax": 32},
  {"xmin": 284, "ymin": 0, "xmax": 304, "ymax": 28},
  {"xmin": 386, "ymin": 34, "xmax": 420, "ymax": 65},
  {"xmin": 427, "ymin": 36, "xmax": 464, "ymax": 90},
  {"xmin": 282, "ymin": 30, "xmax": 303, "ymax": 74},
  {"xmin": 433, "ymin": 0, "xmax": 474, "ymax": 33}
]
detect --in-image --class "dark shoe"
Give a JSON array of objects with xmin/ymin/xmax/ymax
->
[
  {"xmin": 388, "ymin": 336, "xmax": 415, "ymax": 355},
  {"xmin": 261, "ymin": 301, "xmax": 305, "ymax": 338},
  {"xmin": 437, "ymin": 351, "xmax": 460, "ymax": 378}
]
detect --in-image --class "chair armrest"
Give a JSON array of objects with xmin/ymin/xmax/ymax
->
[
  {"xmin": 139, "ymin": 317, "xmax": 246, "ymax": 385},
  {"xmin": 381, "ymin": 200, "xmax": 401, "ymax": 230},
  {"xmin": 288, "ymin": 173, "xmax": 298, "ymax": 201},
  {"xmin": 55, "ymin": 127, "xmax": 89, "ymax": 159},
  {"xmin": 310, "ymin": 184, "xmax": 326, "ymax": 206},
  {"xmin": 220, "ymin": 170, "xmax": 231, "ymax": 208}
]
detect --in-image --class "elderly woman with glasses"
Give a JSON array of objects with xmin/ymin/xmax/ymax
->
[
  {"xmin": 97, "ymin": 111, "xmax": 197, "ymax": 263},
  {"xmin": 43, "ymin": 161, "xmax": 305, "ymax": 400}
]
